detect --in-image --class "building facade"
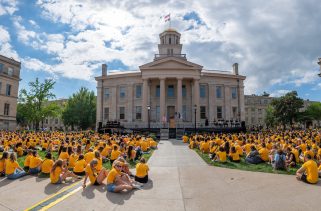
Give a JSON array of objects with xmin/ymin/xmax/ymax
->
[
  {"xmin": 244, "ymin": 94, "xmax": 320, "ymax": 128},
  {"xmin": 0, "ymin": 55, "xmax": 21, "ymax": 130},
  {"xmin": 96, "ymin": 29, "xmax": 246, "ymax": 129}
]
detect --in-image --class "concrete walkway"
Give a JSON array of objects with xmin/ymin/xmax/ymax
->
[{"xmin": 1, "ymin": 139, "xmax": 321, "ymax": 211}]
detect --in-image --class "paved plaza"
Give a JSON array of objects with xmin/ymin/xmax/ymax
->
[{"xmin": 0, "ymin": 139, "xmax": 321, "ymax": 211}]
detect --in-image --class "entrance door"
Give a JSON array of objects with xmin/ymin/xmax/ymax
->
[{"xmin": 167, "ymin": 106, "xmax": 175, "ymax": 128}]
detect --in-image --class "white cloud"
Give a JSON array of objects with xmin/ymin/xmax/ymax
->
[
  {"xmin": 270, "ymin": 89, "xmax": 291, "ymax": 97},
  {"xmin": 21, "ymin": 57, "xmax": 52, "ymax": 73},
  {"xmin": 0, "ymin": 0, "xmax": 18, "ymax": 16},
  {"xmin": 0, "ymin": 25, "xmax": 19, "ymax": 60}
]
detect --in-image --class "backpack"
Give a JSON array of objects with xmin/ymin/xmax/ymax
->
[{"xmin": 275, "ymin": 154, "xmax": 286, "ymax": 170}]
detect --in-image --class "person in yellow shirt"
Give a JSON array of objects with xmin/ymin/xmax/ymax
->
[
  {"xmin": 110, "ymin": 145, "xmax": 122, "ymax": 165},
  {"xmin": 59, "ymin": 147, "xmax": 69, "ymax": 161},
  {"xmin": 6, "ymin": 153, "xmax": 27, "ymax": 179},
  {"xmin": 228, "ymin": 146, "xmax": 240, "ymax": 162},
  {"xmin": 15, "ymin": 143, "xmax": 24, "ymax": 157},
  {"xmin": 84, "ymin": 148, "xmax": 95, "ymax": 164},
  {"xmin": 200, "ymin": 140, "xmax": 210, "ymax": 154},
  {"xmin": 214, "ymin": 147, "xmax": 227, "ymax": 162},
  {"xmin": 29, "ymin": 150, "xmax": 43, "ymax": 174},
  {"xmin": 127, "ymin": 145, "xmax": 136, "ymax": 162},
  {"xmin": 82, "ymin": 159, "xmax": 109, "ymax": 188},
  {"xmin": 23, "ymin": 150, "xmax": 32, "ymax": 172},
  {"xmin": 68, "ymin": 152, "xmax": 78, "ymax": 169},
  {"xmin": 296, "ymin": 154, "xmax": 318, "ymax": 184},
  {"xmin": 135, "ymin": 158, "xmax": 149, "ymax": 183},
  {"xmin": 259, "ymin": 143, "xmax": 269, "ymax": 162},
  {"xmin": 140, "ymin": 140, "xmax": 149, "ymax": 152},
  {"xmin": 40, "ymin": 152, "xmax": 54, "ymax": 177},
  {"xmin": 0, "ymin": 152, "xmax": 9, "ymax": 177},
  {"xmin": 73, "ymin": 154, "xmax": 87, "ymax": 176},
  {"xmin": 50, "ymin": 159, "xmax": 80, "ymax": 184}
]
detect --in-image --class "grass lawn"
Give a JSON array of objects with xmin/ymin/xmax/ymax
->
[
  {"xmin": 16, "ymin": 149, "xmax": 155, "ymax": 170},
  {"xmin": 194, "ymin": 148, "xmax": 300, "ymax": 175}
]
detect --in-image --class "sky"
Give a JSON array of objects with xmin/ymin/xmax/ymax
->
[{"xmin": 0, "ymin": 0, "xmax": 320, "ymax": 100}]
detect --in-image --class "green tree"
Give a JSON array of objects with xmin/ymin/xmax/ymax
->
[
  {"xmin": 62, "ymin": 87, "xmax": 96, "ymax": 130},
  {"xmin": 270, "ymin": 91, "xmax": 304, "ymax": 128},
  {"xmin": 264, "ymin": 105, "xmax": 277, "ymax": 128},
  {"xmin": 18, "ymin": 78, "xmax": 59, "ymax": 130},
  {"xmin": 305, "ymin": 102, "xmax": 321, "ymax": 127}
]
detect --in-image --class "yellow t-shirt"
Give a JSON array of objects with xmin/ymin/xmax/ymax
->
[
  {"xmin": 107, "ymin": 168, "xmax": 120, "ymax": 184},
  {"xmin": 0, "ymin": 159, "xmax": 5, "ymax": 172},
  {"xmin": 50, "ymin": 167, "xmax": 62, "ymax": 184},
  {"xmin": 110, "ymin": 150, "xmax": 121, "ymax": 160},
  {"xmin": 229, "ymin": 152, "xmax": 240, "ymax": 161},
  {"xmin": 5, "ymin": 160, "xmax": 19, "ymax": 175},
  {"xmin": 140, "ymin": 141, "xmax": 148, "ymax": 152},
  {"xmin": 135, "ymin": 163, "xmax": 149, "ymax": 178},
  {"xmin": 201, "ymin": 142, "xmax": 210, "ymax": 153},
  {"xmin": 41, "ymin": 159, "xmax": 54, "ymax": 174},
  {"xmin": 84, "ymin": 152, "xmax": 95, "ymax": 163},
  {"xmin": 85, "ymin": 164, "xmax": 97, "ymax": 184},
  {"xmin": 24, "ymin": 155, "xmax": 32, "ymax": 167},
  {"xmin": 59, "ymin": 152, "xmax": 69, "ymax": 160},
  {"xmin": 73, "ymin": 159, "xmax": 87, "ymax": 173},
  {"xmin": 96, "ymin": 158, "xmax": 103, "ymax": 171},
  {"xmin": 68, "ymin": 154, "xmax": 78, "ymax": 168},
  {"xmin": 16, "ymin": 147, "xmax": 24, "ymax": 157},
  {"xmin": 216, "ymin": 151, "xmax": 227, "ymax": 162},
  {"xmin": 302, "ymin": 160, "xmax": 318, "ymax": 184},
  {"xmin": 259, "ymin": 148, "xmax": 269, "ymax": 162},
  {"xmin": 30, "ymin": 156, "xmax": 42, "ymax": 168}
]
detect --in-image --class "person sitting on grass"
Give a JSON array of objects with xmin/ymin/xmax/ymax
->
[
  {"xmin": 23, "ymin": 150, "xmax": 32, "ymax": 172},
  {"xmin": 269, "ymin": 144, "xmax": 277, "ymax": 164},
  {"xmin": 82, "ymin": 159, "xmax": 109, "ymax": 189},
  {"xmin": 29, "ymin": 150, "xmax": 43, "ymax": 175},
  {"xmin": 245, "ymin": 146, "xmax": 263, "ymax": 164},
  {"xmin": 110, "ymin": 145, "xmax": 121, "ymax": 165},
  {"xmin": 135, "ymin": 158, "xmax": 149, "ymax": 183},
  {"xmin": 209, "ymin": 142, "xmax": 218, "ymax": 160},
  {"xmin": 200, "ymin": 139, "xmax": 210, "ymax": 154},
  {"xmin": 213, "ymin": 147, "xmax": 227, "ymax": 163},
  {"xmin": 50, "ymin": 159, "xmax": 81, "ymax": 184},
  {"xmin": 296, "ymin": 154, "xmax": 318, "ymax": 184},
  {"xmin": 286, "ymin": 147, "xmax": 297, "ymax": 168},
  {"xmin": 228, "ymin": 146, "xmax": 240, "ymax": 163},
  {"xmin": 0, "ymin": 151, "xmax": 9, "ymax": 177},
  {"xmin": 259, "ymin": 143, "xmax": 269, "ymax": 162},
  {"xmin": 273, "ymin": 149, "xmax": 286, "ymax": 171},
  {"xmin": 39, "ymin": 152, "xmax": 54, "ymax": 177},
  {"xmin": 6, "ymin": 153, "xmax": 27, "ymax": 179},
  {"xmin": 73, "ymin": 154, "xmax": 87, "ymax": 176},
  {"xmin": 106, "ymin": 161, "xmax": 141, "ymax": 193}
]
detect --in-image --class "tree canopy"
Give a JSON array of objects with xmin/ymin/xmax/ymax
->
[{"xmin": 62, "ymin": 87, "xmax": 96, "ymax": 130}]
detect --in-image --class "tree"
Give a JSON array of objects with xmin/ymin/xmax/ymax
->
[
  {"xmin": 62, "ymin": 87, "xmax": 96, "ymax": 130},
  {"xmin": 305, "ymin": 102, "xmax": 321, "ymax": 127},
  {"xmin": 270, "ymin": 91, "xmax": 304, "ymax": 128},
  {"xmin": 264, "ymin": 105, "xmax": 277, "ymax": 128},
  {"xmin": 18, "ymin": 78, "xmax": 59, "ymax": 130}
]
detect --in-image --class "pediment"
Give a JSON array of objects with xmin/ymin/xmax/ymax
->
[{"xmin": 140, "ymin": 57, "xmax": 203, "ymax": 70}]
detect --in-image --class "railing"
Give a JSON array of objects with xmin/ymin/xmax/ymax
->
[{"xmin": 154, "ymin": 54, "xmax": 186, "ymax": 60}]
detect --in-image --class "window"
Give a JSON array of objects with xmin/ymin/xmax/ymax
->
[
  {"xmin": 167, "ymin": 85, "xmax": 174, "ymax": 97},
  {"xmin": 135, "ymin": 85, "xmax": 142, "ymax": 98},
  {"xmin": 6, "ymin": 84, "xmax": 11, "ymax": 96},
  {"xmin": 232, "ymin": 107, "xmax": 238, "ymax": 119},
  {"xmin": 200, "ymin": 106, "xmax": 206, "ymax": 119},
  {"xmin": 8, "ymin": 67, "xmax": 13, "ymax": 76},
  {"xmin": 200, "ymin": 85, "xmax": 206, "ymax": 98},
  {"xmin": 45, "ymin": 119, "xmax": 48, "ymax": 124},
  {"xmin": 231, "ymin": 87, "xmax": 237, "ymax": 99},
  {"xmin": 0, "ymin": 63, "xmax": 3, "ymax": 73},
  {"xmin": 119, "ymin": 87, "xmax": 126, "ymax": 98},
  {"xmin": 182, "ymin": 105, "xmax": 187, "ymax": 120},
  {"xmin": 55, "ymin": 119, "xmax": 58, "ymax": 124},
  {"xmin": 104, "ymin": 88, "xmax": 110, "ymax": 100},
  {"xmin": 104, "ymin": 107, "xmax": 109, "ymax": 120},
  {"xmin": 251, "ymin": 107, "xmax": 255, "ymax": 112},
  {"xmin": 167, "ymin": 49, "xmax": 173, "ymax": 55},
  {"xmin": 217, "ymin": 106, "xmax": 223, "ymax": 119},
  {"xmin": 135, "ymin": 106, "xmax": 142, "ymax": 120},
  {"xmin": 216, "ymin": 86, "xmax": 222, "ymax": 99},
  {"xmin": 182, "ymin": 85, "xmax": 186, "ymax": 97},
  {"xmin": 258, "ymin": 108, "xmax": 262, "ymax": 115},
  {"xmin": 4, "ymin": 103, "xmax": 9, "ymax": 116},
  {"xmin": 119, "ymin": 107, "xmax": 125, "ymax": 119},
  {"xmin": 156, "ymin": 85, "xmax": 160, "ymax": 97}
]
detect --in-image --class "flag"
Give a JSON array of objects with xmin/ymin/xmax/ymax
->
[{"xmin": 164, "ymin": 14, "xmax": 170, "ymax": 22}]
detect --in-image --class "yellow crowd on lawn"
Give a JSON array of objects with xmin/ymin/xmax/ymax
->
[
  {"xmin": 183, "ymin": 129, "xmax": 321, "ymax": 184},
  {"xmin": 0, "ymin": 131, "xmax": 157, "ymax": 193}
]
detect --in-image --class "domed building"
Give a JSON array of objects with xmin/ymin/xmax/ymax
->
[{"xmin": 95, "ymin": 28, "xmax": 246, "ymax": 132}]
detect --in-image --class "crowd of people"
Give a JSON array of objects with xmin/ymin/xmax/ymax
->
[
  {"xmin": 183, "ymin": 129, "xmax": 321, "ymax": 184},
  {"xmin": 0, "ymin": 131, "xmax": 157, "ymax": 193}
]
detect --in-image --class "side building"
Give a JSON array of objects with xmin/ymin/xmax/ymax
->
[
  {"xmin": 245, "ymin": 94, "xmax": 320, "ymax": 128},
  {"xmin": 0, "ymin": 55, "xmax": 21, "ymax": 130}
]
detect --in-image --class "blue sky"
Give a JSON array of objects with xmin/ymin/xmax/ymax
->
[{"xmin": 0, "ymin": 0, "xmax": 320, "ymax": 100}]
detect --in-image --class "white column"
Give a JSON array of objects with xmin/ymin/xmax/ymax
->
[
  {"xmin": 96, "ymin": 80, "xmax": 103, "ymax": 130},
  {"xmin": 142, "ymin": 79, "xmax": 148, "ymax": 122},
  {"xmin": 160, "ymin": 77, "xmax": 166, "ymax": 122},
  {"xmin": 239, "ymin": 85, "xmax": 245, "ymax": 121},
  {"xmin": 193, "ymin": 79, "xmax": 200, "ymax": 123},
  {"xmin": 176, "ymin": 77, "xmax": 183, "ymax": 119}
]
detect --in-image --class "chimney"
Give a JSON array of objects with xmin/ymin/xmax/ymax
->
[
  {"xmin": 233, "ymin": 63, "xmax": 239, "ymax": 75},
  {"xmin": 102, "ymin": 64, "xmax": 107, "ymax": 76}
]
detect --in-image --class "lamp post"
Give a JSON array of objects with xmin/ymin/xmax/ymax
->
[
  {"xmin": 318, "ymin": 58, "xmax": 321, "ymax": 77},
  {"xmin": 194, "ymin": 104, "xmax": 197, "ymax": 133},
  {"xmin": 147, "ymin": 105, "xmax": 151, "ymax": 130}
]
